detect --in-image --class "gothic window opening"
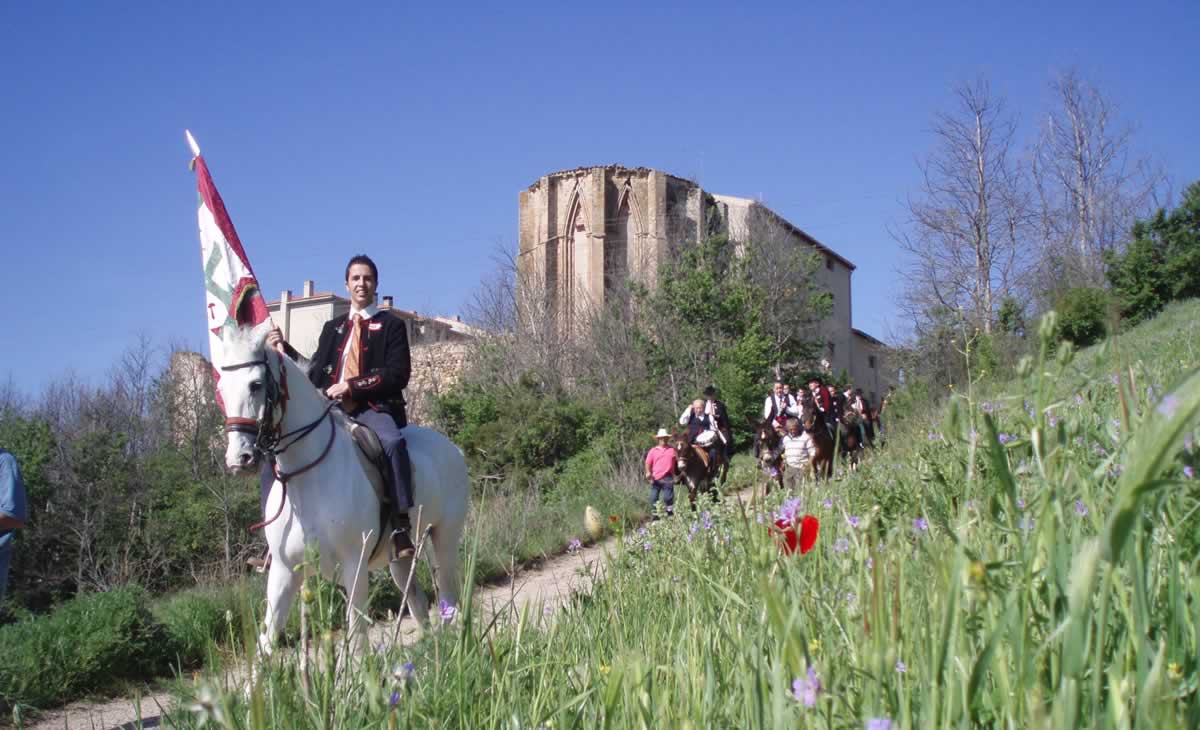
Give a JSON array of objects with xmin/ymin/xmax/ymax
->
[{"xmin": 605, "ymin": 197, "xmax": 632, "ymax": 294}]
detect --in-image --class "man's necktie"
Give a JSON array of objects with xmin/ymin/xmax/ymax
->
[{"xmin": 341, "ymin": 314, "xmax": 363, "ymax": 410}]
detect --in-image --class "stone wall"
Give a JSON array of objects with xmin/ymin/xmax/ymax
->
[{"xmin": 406, "ymin": 341, "xmax": 474, "ymax": 425}]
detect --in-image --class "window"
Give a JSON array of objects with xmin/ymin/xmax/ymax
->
[
  {"xmin": 868, "ymin": 355, "xmax": 877, "ymax": 369},
  {"xmin": 825, "ymin": 257, "xmax": 834, "ymax": 271}
]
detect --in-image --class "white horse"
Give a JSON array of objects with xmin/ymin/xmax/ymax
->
[{"xmin": 217, "ymin": 324, "xmax": 469, "ymax": 654}]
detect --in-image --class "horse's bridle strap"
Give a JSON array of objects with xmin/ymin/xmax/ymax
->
[{"xmin": 225, "ymin": 417, "xmax": 259, "ymax": 434}]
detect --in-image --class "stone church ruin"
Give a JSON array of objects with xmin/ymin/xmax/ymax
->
[{"xmin": 517, "ymin": 165, "xmax": 892, "ymax": 401}]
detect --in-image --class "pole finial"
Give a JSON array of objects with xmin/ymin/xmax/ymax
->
[{"xmin": 185, "ymin": 129, "xmax": 201, "ymax": 159}]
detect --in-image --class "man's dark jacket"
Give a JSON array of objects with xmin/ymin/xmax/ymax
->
[
  {"xmin": 707, "ymin": 399, "xmax": 731, "ymax": 433},
  {"xmin": 284, "ymin": 311, "xmax": 411, "ymax": 427}
]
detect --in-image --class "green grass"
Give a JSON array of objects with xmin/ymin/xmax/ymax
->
[{"xmin": 155, "ymin": 299, "xmax": 1200, "ymax": 729}]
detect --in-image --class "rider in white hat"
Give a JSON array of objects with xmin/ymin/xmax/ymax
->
[{"xmin": 644, "ymin": 428, "xmax": 677, "ymax": 519}]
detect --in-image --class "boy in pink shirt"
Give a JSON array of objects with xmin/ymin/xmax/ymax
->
[{"xmin": 644, "ymin": 428, "xmax": 678, "ymax": 519}]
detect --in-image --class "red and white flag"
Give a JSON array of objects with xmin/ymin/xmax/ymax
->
[
  {"xmin": 188, "ymin": 131, "xmax": 269, "ymax": 360},
  {"xmin": 187, "ymin": 131, "xmax": 270, "ymax": 408}
]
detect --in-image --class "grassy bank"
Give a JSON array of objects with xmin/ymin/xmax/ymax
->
[
  {"xmin": 152, "ymin": 302, "xmax": 1200, "ymax": 728},
  {"xmin": 0, "ymin": 436, "xmax": 657, "ymax": 717}
]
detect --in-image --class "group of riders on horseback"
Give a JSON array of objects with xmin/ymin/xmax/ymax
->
[{"xmin": 650, "ymin": 378, "xmax": 887, "ymax": 514}]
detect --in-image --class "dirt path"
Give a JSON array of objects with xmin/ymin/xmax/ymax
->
[
  {"xmin": 24, "ymin": 481, "xmax": 764, "ymax": 730},
  {"xmin": 23, "ymin": 533, "xmax": 619, "ymax": 730}
]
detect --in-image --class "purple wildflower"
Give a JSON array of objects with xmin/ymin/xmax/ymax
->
[
  {"xmin": 912, "ymin": 517, "xmax": 929, "ymax": 532},
  {"xmin": 833, "ymin": 538, "xmax": 850, "ymax": 553},
  {"xmin": 927, "ymin": 431, "xmax": 939, "ymax": 441},
  {"xmin": 847, "ymin": 515, "xmax": 861, "ymax": 528},
  {"xmin": 777, "ymin": 499, "xmax": 801, "ymax": 525},
  {"xmin": 401, "ymin": 662, "xmax": 414, "ymax": 679},
  {"xmin": 703, "ymin": 511, "xmax": 715, "ymax": 530},
  {"xmin": 1112, "ymin": 374, "xmax": 1119, "ymax": 386},
  {"xmin": 867, "ymin": 720, "xmax": 894, "ymax": 730},
  {"xmin": 1074, "ymin": 500, "xmax": 1088, "ymax": 517},
  {"xmin": 823, "ymin": 498, "xmax": 833, "ymax": 509},
  {"xmin": 637, "ymin": 527, "xmax": 647, "ymax": 537},
  {"xmin": 1048, "ymin": 415, "xmax": 1058, "ymax": 428},
  {"xmin": 843, "ymin": 591, "xmax": 857, "ymax": 604},
  {"xmin": 1019, "ymin": 517, "xmax": 1035, "ymax": 531},
  {"xmin": 1017, "ymin": 498, "xmax": 1026, "ymax": 510},
  {"xmin": 756, "ymin": 512, "xmax": 764, "ymax": 524},
  {"xmin": 567, "ymin": 538, "xmax": 582, "ymax": 553},
  {"xmin": 998, "ymin": 433, "xmax": 1012, "ymax": 445},
  {"xmin": 969, "ymin": 428, "xmax": 979, "ymax": 441},
  {"xmin": 1185, "ymin": 466, "xmax": 1195, "ymax": 479},
  {"xmin": 1112, "ymin": 418, "xmax": 1121, "ymax": 429},
  {"xmin": 390, "ymin": 690, "xmax": 400, "ymax": 706},
  {"xmin": 866, "ymin": 557, "xmax": 873, "ymax": 569},
  {"xmin": 439, "ymin": 600, "xmax": 457, "ymax": 624},
  {"xmin": 1075, "ymin": 394, "xmax": 1084, "ymax": 405},
  {"xmin": 1157, "ymin": 395, "xmax": 1181, "ymax": 419},
  {"xmin": 966, "ymin": 499, "xmax": 977, "ymax": 510},
  {"xmin": 792, "ymin": 665, "xmax": 822, "ymax": 707},
  {"xmin": 643, "ymin": 541, "xmax": 653, "ymax": 552},
  {"xmin": 981, "ymin": 401, "xmax": 993, "ymax": 413},
  {"xmin": 895, "ymin": 659, "xmax": 907, "ymax": 674}
]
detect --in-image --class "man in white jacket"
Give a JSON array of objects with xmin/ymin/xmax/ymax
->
[{"xmin": 762, "ymin": 382, "xmax": 799, "ymax": 432}]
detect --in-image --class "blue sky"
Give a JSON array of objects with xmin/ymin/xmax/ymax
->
[{"xmin": 2, "ymin": 1, "xmax": 1197, "ymax": 394}]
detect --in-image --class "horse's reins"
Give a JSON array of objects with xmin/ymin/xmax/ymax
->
[{"xmin": 221, "ymin": 352, "xmax": 338, "ymax": 532}]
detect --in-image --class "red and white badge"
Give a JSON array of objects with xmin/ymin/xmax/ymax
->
[{"xmin": 368, "ymin": 322, "xmax": 383, "ymax": 331}]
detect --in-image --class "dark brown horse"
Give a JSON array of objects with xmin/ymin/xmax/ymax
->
[
  {"xmin": 802, "ymin": 414, "xmax": 835, "ymax": 481},
  {"xmin": 671, "ymin": 432, "xmax": 725, "ymax": 510},
  {"xmin": 836, "ymin": 411, "xmax": 863, "ymax": 471},
  {"xmin": 752, "ymin": 418, "xmax": 784, "ymax": 496}
]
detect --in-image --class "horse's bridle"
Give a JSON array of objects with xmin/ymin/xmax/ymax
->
[
  {"xmin": 221, "ymin": 350, "xmax": 340, "ymax": 532},
  {"xmin": 221, "ymin": 352, "xmax": 289, "ymax": 454}
]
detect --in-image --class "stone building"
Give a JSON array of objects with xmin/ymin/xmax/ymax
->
[
  {"xmin": 517, "ymin": 165, "xmax": 894, "ymax": 401},
  {"xmin": 265, "ymin": 282, "xmax": 480, "ymax": 422},
  {"xmin": 167, "ymin": 350, "xmax": 220, "ymax": 450}
]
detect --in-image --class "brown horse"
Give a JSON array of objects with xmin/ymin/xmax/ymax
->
[
  {"xmin": 836, "ymin": 411, "xmax": 863, "ymax": 471},
  {"xmin": 752, "ymin": 418, "xmax": 784, "ymax": 496},
  {"xmin": 671, "ymin": 432, "xmax": 725, "ymax": 510},
  {"xmin": 802, "ymin": 414, "xmax": 835, "ymax": 481}
]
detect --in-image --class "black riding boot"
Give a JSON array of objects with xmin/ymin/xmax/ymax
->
[{"xmin": 390, "ymin": 438, "xmax": 416, "ymax": 560}]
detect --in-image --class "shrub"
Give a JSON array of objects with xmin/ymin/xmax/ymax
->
[
  {"xmin": 0, "ymin": 586, "xmax": 170, "ymax": 711},
  {"xmin": 153, "ymin": 582, "xmax": 257, "ymax": 668},
  {"xmin": 1054, "ymin": 287, "xmax": 1109, "ymax": 346}
]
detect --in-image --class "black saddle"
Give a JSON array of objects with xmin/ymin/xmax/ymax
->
[{"xmin": 350, "ymin": 421, "xmax": 399, "ymax": 561}]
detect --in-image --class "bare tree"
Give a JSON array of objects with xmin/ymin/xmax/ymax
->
[
  {"xmin": 743, "ymin": 210, "xmax": 832, "ymax": 377},
  {"xmin": 1032, "ymin": 69, "xmax": 1165, "ymax": 287},
  {"xmin": 895, "ymin": 77, "xmax": 1029, "ymax": 335}
]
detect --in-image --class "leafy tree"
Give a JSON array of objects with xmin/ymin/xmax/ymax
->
[
  {"xmin": 1054, "ymin": 287, "xmax": 1109, "ymax": 346},
  {"xmin": 996, "ymin": 296, "xmax": 1026, "ymax": 337},
  {"xmin": 1106, "ymin": 180, "xmax": 1200, "ymax": 324}
]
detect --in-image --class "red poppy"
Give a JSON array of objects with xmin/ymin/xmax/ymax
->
[
  {"xmin": 772, "ymin": 515, "xmax": 819, "ymax": 555},
  {"xmin": 610, "ymin": 515, "xmax": 620, "ymax": 523}
]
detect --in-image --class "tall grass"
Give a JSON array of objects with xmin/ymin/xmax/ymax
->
[{"xmin": 129, "ymin": 302, "xmax": 1200, "ymax": 726}]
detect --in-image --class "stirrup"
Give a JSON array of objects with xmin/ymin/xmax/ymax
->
[
  {"xmin": 391, "ymin": 529, "xmax": 416, "ymax": 560},
  {"xmin": 246, "ymin": 550, "xmax": 272, "ymax": 573}
]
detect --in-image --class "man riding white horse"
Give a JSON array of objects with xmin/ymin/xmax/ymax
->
[{"xmin": 251, "ymin": 254, "xmax": 416, "ymax": 569}]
